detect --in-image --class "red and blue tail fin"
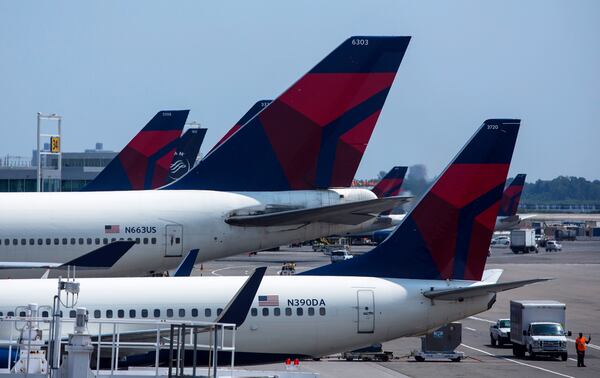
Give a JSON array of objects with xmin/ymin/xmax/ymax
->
[
  {"xmin": 304, "ymin": 119, "xmax": 521, "ymax": 281},
  {"xmin": 167, "ymin": 128, "xmax": 207, "ymax": 183},
  {"xmin": 497, "ymin": 174, "xmax": 526, "ymax": 217},
  {"xmin": 208, "ymin": 100, "xmax": 272, "ymax": 154},
  {"xmin": 167, "ymin": 36, "xmax": 410, "ymax": 191},
  {"xmin": 372, "ymin": 166, "xmax": 408, "ymax": 198},
  {"xmin": 82, "ymin": 110, "xmax": 188, "ymax": 191}
]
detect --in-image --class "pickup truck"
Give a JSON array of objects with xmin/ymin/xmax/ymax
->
[{"xmin": 490, "ymin": 319, "xmax": 511, "ymax": 346}]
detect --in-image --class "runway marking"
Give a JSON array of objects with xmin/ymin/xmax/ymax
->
[
  {"xmin": 211, "ymin": 265, "xmax": 255, "ymax": 276},
  {"xmin": 468, "ymin": 316, "xmax": 495, "ymax": 324},
  {"xmin": 464, "ymin": 326, "xmax": 477, "ymax": 332},
  {"xmin": 460, "ymin": 344, "xmax": 574, "ymax": 378}
]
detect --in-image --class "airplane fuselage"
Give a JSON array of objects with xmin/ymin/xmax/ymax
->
[
  {"xmin": 0, "ymin": 275, "xmax": 494, "ymax": 359},
  {"xmin": 0, "ymin": 189, "xmax": 382, "ymax": 278}
]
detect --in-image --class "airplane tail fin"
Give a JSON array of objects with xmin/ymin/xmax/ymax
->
[
  {"xmin": 168, "ymin": 36, "xmax": 410, "ymax": 191},
  {"xmin": 372, "ymin": 166, "xmax": 408, "ymax": 198},
  {"xmin": 498, "ymin": 174, "xmax": 526, "ymax": 217},
  {"xmin": 304, "ymin": 119, "xmax": 520, "ymax": 281},
  {"xmin": 208, "ymin": 100, "xmax": 272, "ymax": 154},
  {"xmin": 167, "ymin": 128, "xmax": 207, "ymax": 183},
  {"xmin": 82, "ymin": 110, "xmax": 189, "ymax": 191}
]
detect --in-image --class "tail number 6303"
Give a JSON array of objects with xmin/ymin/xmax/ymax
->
[{"xmin": 351, "ymin": 38, "xmax": 369, "ymax": 46}]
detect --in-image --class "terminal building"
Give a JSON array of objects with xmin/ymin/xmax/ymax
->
[{"xmin": 0, "ymin": 143, "xmax": 117, "ymax": 192}]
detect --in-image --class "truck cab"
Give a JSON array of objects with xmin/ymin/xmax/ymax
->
[
  {"xmin": 523, "ymin": 322, "xmax": 570, "ymax": 360},
  {"xmin": 490, "ymin": 319, "xmax": 511, "ymax": 346}
]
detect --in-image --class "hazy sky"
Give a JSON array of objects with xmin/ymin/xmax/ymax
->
[{"xmin": 1, "ymin": 1, "xmax": 598, "ymax": 181}]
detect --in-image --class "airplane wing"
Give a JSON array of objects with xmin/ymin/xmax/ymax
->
[
  {"xmin": 422, "ymin": 278, "xmax": 550, "ymax": 301},
  {"xmin": 0, "ymin": 241, "xmax": 136, "ymax": 270},
  {"xmin": 519, "ymin": 213, "xmax": 600, "ymax": 223},
  {"xmin": 225, "ymin": 196, "xmax": 411, "ymax": 227}
]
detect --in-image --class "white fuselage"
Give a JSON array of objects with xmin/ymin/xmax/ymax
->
[
  {"xmin": 0, "ymin": 189, "xmax": 386, "ymax": 278},
  {"xmin": 0, "ymin": 275, "xmax": 495, "ymax": 358}
]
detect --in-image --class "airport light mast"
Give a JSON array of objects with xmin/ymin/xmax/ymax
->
[{"xmin": 36, "ymin": 112, "xmax": 62, "ymax": 192}]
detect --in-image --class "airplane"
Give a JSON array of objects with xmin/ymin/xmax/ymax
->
[
  {"xmin": 81, "ymin": 110, "xmax": 190, "ymax": 191},
  {"xmin": 0, "ymin": 36, "xmax": 411, "ymax": 278},
  {"xmin": 0, "ymin": 118, "xmax": 549, "ymax": 365},
  {"xmin": 166, "ymin": 128, "xmax": 207, "ymax": 183}
]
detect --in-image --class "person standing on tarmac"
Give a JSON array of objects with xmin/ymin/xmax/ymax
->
[{"xmin": 576, "ymin": 333, "xmax": 592, "ymax": 367}]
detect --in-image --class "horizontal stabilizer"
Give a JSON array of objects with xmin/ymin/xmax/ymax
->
[
  {"xmin": 216, "ymin": 267, "xmax": 267, "ymax": 327},
  {"xmin": 422, "ymin": 278, "xmax": 550, "ymax": 301},
  {"xmin": 0, "ymin": 241, "xmax": 135, "ymax": 270},
  {"xmin": 226, "ymin": 196, "xmax": 411, "ymax": 227}
]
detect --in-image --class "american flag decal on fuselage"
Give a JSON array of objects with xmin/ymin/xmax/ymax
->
[
  {"xmin": 105, "ymin": 225, "xmax": 120, "ymax": 234},
  {"xmin": 258, "ymin": 295, "xmax": 279, "ymax": 306}
]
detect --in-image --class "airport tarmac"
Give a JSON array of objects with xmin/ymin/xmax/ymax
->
[{"xmin": 191, "ymin": 240, "xmax": 600, "ymax": 377}]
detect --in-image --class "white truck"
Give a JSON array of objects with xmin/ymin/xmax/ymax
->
[
  {"xmin": 490, "ymin": 319, "xmax": 511, "ymax": 346},
  {"xmin": 510, "ymin": 229, "xmax": 538, "ymax": 254},
  {"xmin": 510, "ymin": 300, "xmax": 570, "ymax": 361}
]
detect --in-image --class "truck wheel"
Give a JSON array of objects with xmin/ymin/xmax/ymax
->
[
  {"xmin": 512, "ymin": 249, "xmax": 519, "ymax": 254},
  {"xmin": 345, "ymin": 357, "xmax": 353, "ymax": 361},
  {"xmin": 415, "ymin": 356, "xmax": 425, "ymax": 362},
  {"xmin": 491, "ymin": 335, "xmax": 497, "ymax": 347},
  {"xmin": 380, "ymin": 355, "xmax": 389, "ymax": 362},
  {"xmin": 451, "ymin": 357, "xmax": 461, "ymax": 362},
  {"xmin": 498, "ymin": 339, "xmax": 504, "ymax": 347},
  {"xmin": 512, "ymin": 345, "xmax": 518, "ymax": 356},
  {"xmin": 561, "ymin": 353, "xmax": 568, "ymax": 361}
]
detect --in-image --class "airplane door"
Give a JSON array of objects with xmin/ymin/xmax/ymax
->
[
  {"xmin": 357, "ymin": 290, "xmax": 375, "ymax": 333},
  {"xmin": 165, "ymin": 225, "xmax": 183, "ymax": 257}
]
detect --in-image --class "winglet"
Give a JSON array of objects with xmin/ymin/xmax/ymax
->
[
  {"xmin": 172, "ymin": 249, "xmax": 199, "ymax": 277},
  {"xmin": 215, "ymin": 267, "xmax": 267, "ymax": 327},
  {"xmin": 61, "ymin": 241, "xmax": 136, "ymax": 269}
]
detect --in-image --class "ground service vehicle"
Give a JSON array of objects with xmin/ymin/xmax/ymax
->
[
  {"xmin": 545, "ymin": 240, "xmax": 562, "ymax": 252},
  {"xmin": 510, "ymin": 300, "xmax": 570, "ymax": 360},
  {"xmin": 490, "ymin": 319, "xmax": 511, "ymax": 346},
  {"xmin": 330, "ymin": 250, "xmax": 353, "ymax": 263},
  {"xmin": 510, "ymin": 229, "xmax": 538, "ymax": 254},
  {"xmin": 342, "ymin": 344, "xmax": 393, "ymax": 362}
]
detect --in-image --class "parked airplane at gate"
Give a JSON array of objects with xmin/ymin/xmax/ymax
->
[
  {"xmin": 0, "ymin": 118, "xmax": 548, "ymax": 364},
  {"xmin": 0, "ymin": 36, "xmax": 411, "ymax": 278}
]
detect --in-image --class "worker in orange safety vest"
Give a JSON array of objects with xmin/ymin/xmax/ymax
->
[{"xmin": 576, "ymin": 333, "xmax": 591, "ymax": 367}]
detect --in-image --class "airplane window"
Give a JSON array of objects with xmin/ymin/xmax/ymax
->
[
  {"xmin": 29, "ymin": 239, "xmax": 34, "ymax": 245},
  {"xmin": 285, "ymin": 308, "xmax": 292, "ymax": 316},
  {"xmin": 127, "ymin": 238, "xmax": 132, "ymax": 241},
  {"xmin": 46, "ymin": 238, "xmax": 51, "ymax": 245},
  {"xmin": 86, "ymin": 238, "xmax": 92, "ymax": 245},
  {"xmin": 42, "ymin": 311, "xmax": 49, "ymax": 317},
  {"xmin": 70, "ymin": 238, "xmax": 75, "ymax": 245},
  {"xmin": 135, "ymin": 238, "xmax": 140, "ymax": 244},
  {"xmin": 262, "ymin": 308, "xmax": 269, "ymax": 316},
  {"xmin": 19, "ymin": 311, "xmax": 26, "ymax": 317},
  {"xmin": 296, "ymin": 308, "xmax": 303, "ymax": 316},
  {"xmin": 54, "ymin": 238, "xmax": 59, "ymax": 245},
  {"xmin": 167, "ymin": 309, "xmax": 173, "ymax": 318},
  {"xmin": 111, "ymin": 238, "xmax": 116, "ymax": 242},
  {"xmin": 62, "ymin": 238, "xmax": 67, "ymax": 245},
  {"xmin": 217, "ymin": 308, "xmax": 223, "ymax": 316},
  {"xmin": 106, "ymin": 310, "xmax": 113, "ymax": 318},
  {"xmin": 0, "ymin": 312, "xmax": 3, "ymax": 316},
  {"xmin": 69, "ymin": 310, "xmax": 76, "ymax": 318},
  {"xmin": 143, "ymin": 238, "xmax": 148, "ymax": 245},
  {"xmin": 151, "ymin": 238, "xmax": 157, "ymax": 244},
  {"xmin": 191, "ymin": 309, "xmax": 198, "ymax": 317},
  {"xmin": 179, "ymin": 309, "xmax": 185, "ymax": 317},
  {"xmin": 119, "ymin": 238, "xmax": 124, "ymax": 241},
  {"xmin": 142, "ymin": 309, "xmax": 148, "ymax": 318},
  {"xmin": 37, "ymin": 238, "xmax": 42, "ymax": 245},
  {"xmin": 103, "ymin": 238, "xmax": 108, "ymax": 245},
  {"xmin": 21, "ymin": 239, "xmax": 26, "ymax": 245},
  {"xmin": 117, "ymin": 310, "xmax": 124, "ymax": 318},
  {"xmin": 7, "ymin": 311, "xmax": 14, "ymax": 317},
  {"xmin": 4, "ymin": 239, "xmax": 9, "ymax": 245},
  {"xmin": 308, "ymin": 308, "xmax": 315, "ymax": 316},
  {"xmin": 274, "ymin": 308, "xmax": 281, "ymax": 316},
  {"xmin": 95, "ymin": 238, "xmax": 100, "ymax": 245},
  {"xmin": 94, "ymin": 310, "xmax": 100, "ymax": 319},
  {"xmin": 129, "ymin": 310, "xmax": 136, "ymax": 318},
  {"xmin": 175, "ymin": 237, "xmax": 181, "ymax": 244},
  {"xmin": 78, "ymin": 238, "xmax": 84, "ymax": 245},
  {"xmin": 250, "ymin": 308, "xmax": 257, "ymax": 317},
  {"xmin": 205, "ymin": 309, "xmax": 211, "ymax": 317},
  {"xmin": 13, "ymin": 239, "xmax": 18, "ymax": 245},
  {"xmin": 319, "ymin": 307, "xmax": 326, "ymax": 316}
]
